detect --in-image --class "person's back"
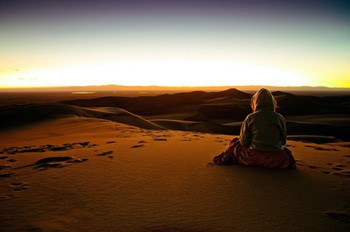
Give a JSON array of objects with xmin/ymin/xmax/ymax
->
[
  {"xmin": 243, "ymin": 110, "xmax": 285, "ymax": 151},
  {"xmin": 213, "ymin": 88, "xmax": 295, "ymax": 168}
]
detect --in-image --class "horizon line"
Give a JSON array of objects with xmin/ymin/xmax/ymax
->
[{"xmin": 1, "ymin": 84, "xmax": 350, "ymax": 92}]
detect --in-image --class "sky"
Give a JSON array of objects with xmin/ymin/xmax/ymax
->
[{"xmin": 0, "ymin": 0, "xmax": 350, "ymax": 88}]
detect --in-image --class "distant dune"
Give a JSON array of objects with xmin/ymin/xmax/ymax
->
[
  {"xmin": 0, "ymin": 104, "xmax": 163, "ymax": 130},
  {"xmin": 60, "ymin": 88, "xmax": 350, "ymax": 116},
  {"xmin": 60, "ymin": 88, "xmax": 350, "ymax": 141},
  {"xmin": 1, "ymin": 88, "xmax": 350, "ymax": 141}
]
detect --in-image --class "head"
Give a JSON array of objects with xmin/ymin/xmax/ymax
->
[{"xmin": 250, "ymin": 88, "xmax": 277, "ymax": 112}]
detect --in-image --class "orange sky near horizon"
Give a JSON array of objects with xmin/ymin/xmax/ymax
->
[{"xmin": 1, "ymin": 60, "xmax": 349, "ymax": 88}]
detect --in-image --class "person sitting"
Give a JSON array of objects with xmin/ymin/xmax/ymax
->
[{"xmin": 213, "ymin": 88, "xmax": 296, "ymax": 168}]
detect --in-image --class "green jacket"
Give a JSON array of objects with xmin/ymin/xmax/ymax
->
[{"xmin": 239, "ymin": 110, "xmax": 287, "ymax": 152}]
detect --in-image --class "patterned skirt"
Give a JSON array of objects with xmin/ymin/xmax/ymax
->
[{"xmin": 213, "ymin": 138, "xmax": 296, "ymax": 168}]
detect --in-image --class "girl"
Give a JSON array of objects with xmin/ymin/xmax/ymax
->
[{"xmin": 213, "ymin": 88, "xmax": 296, "ymax": 168}]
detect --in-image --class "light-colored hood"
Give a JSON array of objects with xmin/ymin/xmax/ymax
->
[{"xmin": 251, "ymin": 88, "xmax": 277, "ymax": 112}]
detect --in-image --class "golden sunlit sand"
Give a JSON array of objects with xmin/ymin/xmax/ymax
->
[{"xmin": 1, "ymin": 116, "xmax": 350, "ymax": 231}]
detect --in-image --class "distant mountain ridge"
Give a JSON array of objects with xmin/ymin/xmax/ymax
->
[
  {"xmin": 61, "ymin": 88, "xmax": 350, "ymax": 117},
  {"xmin": 60, "ymin": 88, "xmax": 251, "ymax": 116}
]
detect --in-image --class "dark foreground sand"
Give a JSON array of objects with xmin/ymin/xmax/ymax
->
[{"xmin": 1, "ymin": 117, "xmax": 350, "ymax": 232}]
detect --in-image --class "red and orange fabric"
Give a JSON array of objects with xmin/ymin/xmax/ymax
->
[{"xmin": 213, "ymin": 138, "xmax": 296, "ymax": 168}]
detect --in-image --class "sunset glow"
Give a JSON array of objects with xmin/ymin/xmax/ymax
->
[
  {"xmin": 1, "ymin": 61, "xmax": 313, "ymax": 88},
  {"xmin": 1, "ymin": 0, "xmax": 349, "ymax": 89}
]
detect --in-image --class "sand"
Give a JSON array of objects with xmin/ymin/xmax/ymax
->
[{"xmin": 1, "ymin": 117, "xmax": 350, "ymax": 232}]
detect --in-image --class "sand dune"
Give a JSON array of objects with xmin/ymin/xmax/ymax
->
[
  {"xmin": 0, "ymin": 104, "xmax": 164, "ymax": 131},
  {"xmin": 286, "ymin": 114, "xmax": 350, "ymax": 126},
  {"xmin": 286, "ymin": 120, "xmax": 350, "ymax": 142},
  {"xmin": 60, "ymin": 88, "xmax": 253, "ymax": 117},
  {"xmin": 56, "ymin": 88, "xmax": 350, "ymax": 141},
  {"xmin": 1, "ymin": 109, "xmax": 349, "ymax": 145},
  {"xmin": 1, "ymin": 117, "xmax": 349, "ymax": 231},
  {"xmin": 0, "ymin": 104, "xmax": 237, "ymax": 135},
  {"xmin": 2, "ymin": 103, "xmax": 350, "ymax": 141}
]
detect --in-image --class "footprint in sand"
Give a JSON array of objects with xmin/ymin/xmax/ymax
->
[
  {"xmin": 295, "ymin": 160, "xmax": 305, "ymax": 166},
  {"xmin": 11, "ymin": 182, "xmax": 29, "ymax": 191},
  {"xmin": 157, "ymin": 134, "xmax": 171, "ymax": 138},
  {"xmin": 1, "ymin": 142, "xmax": 94, "ymax": 154},
  {"xmin": 332, "ymin": 170, "xmax": 350, "ymax": 178},
  {"xmin": 0, "ymin": 165, "xmax": 11, "ymax": 170},
  {"xmin": 323, "ymin": 167, "xmax": 350, "ymax": 178},
  {"xmin": 131, "ymin": 144, "xmax": 144, "ymax": 148},
  {"xmin": 153, "ymin": 138, "xmax": 167, "ymax": 141},
  {"xmin": 0, "ymin": 183, "xmax": 30, "ymax": 201},
  {"xmin": 0, "ymin": 173, "xmax": 15, "ymax": 178},
  {"xmin": 33, "ymin": 156, "xmax": 88, "ymax": 170},
  {"xmin": 0, "ymin": 155, "xmax": 8, "ymax": 160},
  {"xmin": 7, "ymin": 158, "xmax": 17, "ymax": 163},
  {"xmin": 325, "ymin": 211, "xmax": 350, "ymax": 223},
  {"xmin": 106, "ymin": 141, "xmax": 116, "ymax": 144},
  {"xmin": 96, "ymin": 151, "xmax": 113, "ymax": 156},
  {"xmin": 308, "ymin": 165, "xmax": 320, "ymax": 169},
  {"xmin": 0, "ymin": 193, "xmax": 16, "ymax": 201},
  {"xmin": 1, "ymin": 146, "xmax": 45, "ymax": 154},
  {"xmin": 35, "ymin": 156, "xmax": 72, "ymax": 164},
  {"xmin": 192, "ymin": 134, "xmax": 203, "ymax": 138}
]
